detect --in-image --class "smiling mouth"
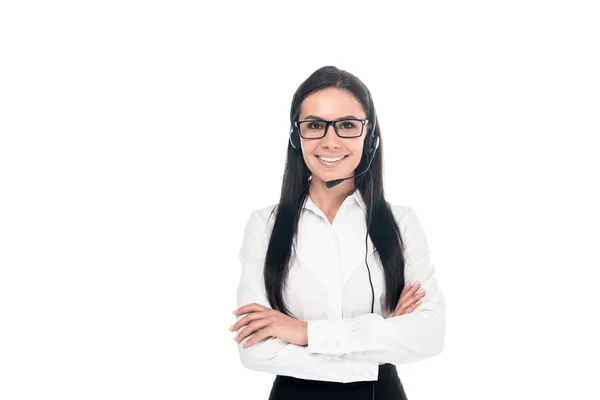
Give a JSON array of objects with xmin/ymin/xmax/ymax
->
[
  {"xmin": 316, "ymin": 155, "xmax": 349, "ymax": 162},
  {"xmin": 315, "ymin": 154, "xmax": 349, "ymax": 167}
]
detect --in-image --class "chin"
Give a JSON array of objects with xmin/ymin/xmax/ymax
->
[{"xmin": 312, "ymin": 167, "xmax": 355, "ymax": 182}]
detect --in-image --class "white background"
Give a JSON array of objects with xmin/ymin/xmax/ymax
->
[{"xmin": 1, "ymin": 1, "xmax": 599, "ymax": 399}]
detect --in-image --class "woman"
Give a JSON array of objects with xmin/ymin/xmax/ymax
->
[{"xmin": 230, "ymin": 66, "xmax": 446, "ymax": 399}]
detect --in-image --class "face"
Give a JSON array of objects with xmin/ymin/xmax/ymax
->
[{"xmin": 298, "ymin": 87, "xmax": 370, "ymax": 185}]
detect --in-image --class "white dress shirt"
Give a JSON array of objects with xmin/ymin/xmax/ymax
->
[{"xmin": 234, "ymin": 189, "xmax": 446, "ymax": 383}]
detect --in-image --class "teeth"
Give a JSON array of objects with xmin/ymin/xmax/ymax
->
[{"xmin": 318, "ymin": 155, "xmax": 345, "ymax": 162}]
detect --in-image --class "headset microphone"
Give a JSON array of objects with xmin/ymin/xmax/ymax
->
[{"xmin": 325, "ymin": 135, "xmax": 379, "ymax": 189}]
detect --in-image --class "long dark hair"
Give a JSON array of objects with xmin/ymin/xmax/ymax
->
[{"xmin": 264, "ymin": 66, "xmax": 406, "ymax": 317}]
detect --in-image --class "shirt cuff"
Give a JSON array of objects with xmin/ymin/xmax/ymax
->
[
  {"xmin": 343, "ymin": 357, "xmax": 379, "ymax": 382},
  {"xmin": 307, "ymin": 319, "xmax": 346, "ymax": 355}
]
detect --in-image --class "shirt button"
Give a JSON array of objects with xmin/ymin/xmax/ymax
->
[
  {"xmin": 349, "ymin": 370, "xmax": 354, "ymax": 376},
  {"xmin": 324, "ymin": 340, "xmax": 328, "ymax": 346},
  {"xmin": 335, "ymin": 340, "xmax": 340, "ymax": 347}
]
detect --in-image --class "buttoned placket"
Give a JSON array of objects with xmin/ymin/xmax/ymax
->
[
  {"xmin": 306, "ymin": 199, "xmax": 347, "ymax": 323},
  {"xmin": 305, "ymin": 195, "xmax": 377, "ymax": 381}
]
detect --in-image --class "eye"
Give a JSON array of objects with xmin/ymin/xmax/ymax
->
[
  {"xmin": 308, "ymin": 122, "xmax": 323, "ymax": 130},
  {"xmin": 339, "ymin": 121, "xmax": 357, "ymax": 129}
]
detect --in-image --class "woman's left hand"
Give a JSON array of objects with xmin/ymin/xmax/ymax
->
[{"xmin": 231, "ymin": 303, "xmax": 308, "ymax": 347}]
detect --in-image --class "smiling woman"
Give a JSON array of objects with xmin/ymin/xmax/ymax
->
[
  {"xmin": 231, "ymin": 66, "xmax": 446, "ymax": 400},
  {"xmin": 296, "ymin": 89, "xmax": 371, "ymax": 178}
]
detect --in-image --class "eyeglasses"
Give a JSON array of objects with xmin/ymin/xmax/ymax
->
[{"xmin": 295, "ymin": 118, "xmax": 369, "ymax": 139}]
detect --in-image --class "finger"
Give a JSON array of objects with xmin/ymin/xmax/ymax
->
[
  {"xmin": 231, "ymin": 311, "xmax": 267, "ymax": 332},
  {"xmin": 407, "ymin": 281, "xmax": 421, "ymax": 295},
  {"xmin": 398, "ymin": 283, "xmax": 411, "ymax": 302},
  {"xmin": 396, "ymin": 281, "xmax": 421, "ymax": 310},
  {"xmin": 396, "ymin": 289, "xmax": 426, "ymax": 313},
  {"xmin": 406, "ymin": 288, "xmax": 426, "ymax": 307},
  {"xmin": 243, "ymin": 327, "xmax": 273, "ymax": 347},
  {"xmin": 396, "ymin": 283, "xmax": 413, "ymax": 309},
  {"xmin": 406, "ymin": 300, "xmax": 423, "ymax": 313},
  {"xmin": 234, "ymin": 303, "xmax": 269, "ymax": 317},
  {"xmin": 407, "ymin": 300, "xmax": 423, "ymax": 312},
  {"xmin": 413, "ymin": 288, "xmax": 426, "ymax": 303},
  {"xmin": 397, "ymin": 282, "xmax": 421, "ymax": 307},
  {"xmin": 234, "ymin": 318, "xmax": 271, "ymax": 343}
]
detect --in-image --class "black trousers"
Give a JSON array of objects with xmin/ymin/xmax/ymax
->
[{"xmin": 268, "ymin": 363, "xmax": 408, "ymax": 400}]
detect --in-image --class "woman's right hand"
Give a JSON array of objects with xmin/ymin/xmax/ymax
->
[{"xmin": 378, "ymin": 281, "xmax": 426, "ymax": 365}]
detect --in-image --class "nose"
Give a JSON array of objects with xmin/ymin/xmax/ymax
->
[{"xmin": 320, "ymin": 123, "xmax": 342, "ymax": 148}]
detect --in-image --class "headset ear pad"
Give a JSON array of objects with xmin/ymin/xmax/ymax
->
[
  {"xmin": 371, "ymin": 136, "xmax": 380, "ymax": 155},
  {"xmin": 289, "ymin": 126, "xmax": 301, "ymax": 151},
  {"xmin": 365, "ymin": 120, "xmax": 379, "ymax": 157}
]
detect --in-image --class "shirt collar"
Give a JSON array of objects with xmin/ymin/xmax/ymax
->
[{"xmin": 303, "ymin": 188, "xmax": 367, "ymax": 215}]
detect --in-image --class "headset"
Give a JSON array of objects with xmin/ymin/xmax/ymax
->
[{"xmin": 289, "ymin": 98, "xmax": 380, "ymax": 400}]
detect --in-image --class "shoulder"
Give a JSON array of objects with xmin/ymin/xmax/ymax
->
[
  {"xmin": 388, "ymin": 203, "xmax": 424, "ymax": 235},
  {"xmin": 244, "ymin": 203, "xmax": 279, "ymax": 238},
  {"xmin": 250, "ymin": 203, "xmax": 278, "ymax": 225},
  {"xmin": 389, "ymin": 203, "xmax": 411, "ymax": 225}
]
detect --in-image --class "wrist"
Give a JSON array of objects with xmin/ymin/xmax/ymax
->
[{"xmin": 302, "ymin": 321, "xmax": 308, "ymax": 346}]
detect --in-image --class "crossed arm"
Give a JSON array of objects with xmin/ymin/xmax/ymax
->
[{"xmin": 231, "ymin": 207, "xmax": 446, "ymax": 382}]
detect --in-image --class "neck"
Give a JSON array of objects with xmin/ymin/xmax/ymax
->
[{"xmin": 308, "ymin": 175, "xmax": 356, "ymax": 214}]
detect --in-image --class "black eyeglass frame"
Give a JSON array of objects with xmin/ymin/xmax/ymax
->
[{"xmin": 294, "ymin": 118, "xmax": 370, "ymax": 139}]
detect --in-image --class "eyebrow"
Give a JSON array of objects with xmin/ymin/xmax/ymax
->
[{"xmin": 303, "ymin": 114, "xmax": 363, "ymax": 120}]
